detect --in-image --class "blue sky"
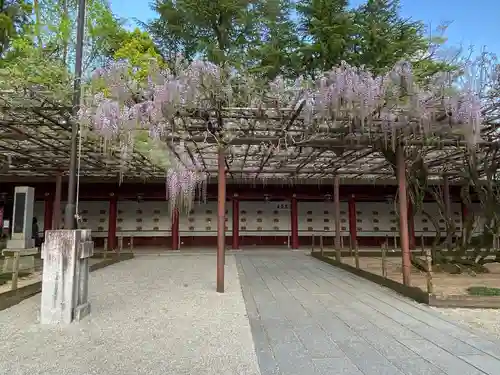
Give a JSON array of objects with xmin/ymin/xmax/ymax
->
[{"xmin": 110, "ymin": 0, "xmax": 499, "ymax": 54}]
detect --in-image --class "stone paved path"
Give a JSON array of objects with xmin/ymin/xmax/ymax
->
[{"xmin": 236, "ymin": 251, "xmax": 500, "ymax": 375}]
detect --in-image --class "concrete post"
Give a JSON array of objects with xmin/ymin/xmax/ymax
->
[{"xmin": 40, "ymin": 229, "xmax": 94, "ymax": 324}]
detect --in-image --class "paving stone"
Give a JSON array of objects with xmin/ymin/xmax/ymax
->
[
  {"xmin": 405, "ymin": 324, "xmax": 483, "ymax": 355},
  {"xmin": 391, "ymin": 357, "xmax": 448, "ymax": 375},
  {"xmin": 399, "ymin": 339, "xmax": 486, "ymax": 375},
  {"xmin": 312, "ymin": 357, "xmax": 364, "ymax": 375},
  {"xmin": 459, "ymin": 354, "xmax": 500, "ymax": 375},
  {"xmin": 293, "ymin": 325, "xmax": 345, "ymax": 358},
  {"xmin": 236, "ymin": 252, "xmax": 500, "ymax": 375},
  {"xmin": 356, "ymin": 330, "xmax": 421, "ymax": 361},
  {"xmin": 336, "ymin": 339, "xmax": 405, "ymax": 375}
]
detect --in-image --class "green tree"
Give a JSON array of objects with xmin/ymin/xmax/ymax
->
[
  {"xmin": 296, "ymin": 0, "xmax": 353, "ymax": 77},
  {"xmin": 0, "ymin": 0, "xmax": 32, "ymax": 58},
  {"xmin": 247, "ymin": 0, "xmax": 301, "ymax": 80},
  {"xmin": 0, "ymin": 0, "xmax": 131, "ymax": 98},
  {"xmin": 349, "ymin": 0, "xmax": 427, "ymax": 74},
  {"xmin": 148, "ymin": 0, "xmax": 263, "ymax": 67}
]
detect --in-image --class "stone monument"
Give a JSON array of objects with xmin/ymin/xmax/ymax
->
[
  {"xmin": 2, "ymin": 186, "xmax": 38, "ymax": 272},
  {"xmin": 41, "ymin": 229, "xmax": 94, "ymax": 324}
]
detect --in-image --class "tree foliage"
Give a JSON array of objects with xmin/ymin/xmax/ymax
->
[
  {"xmin": 0, "ymin": 0, "xmax": 32, "ymax": 58},
  {"xmin": 146, "ymin": 0, "xmax": 455, "ymax": 82}
]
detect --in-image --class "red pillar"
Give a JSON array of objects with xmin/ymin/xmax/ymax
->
[
  {"xmin": 334, "ymin": 176, "xmax": 341, "ymax": 250},
  {"xmin": 397, "ymin": 146, "xmax": 411, "ymax": 286},
  {"xmin": 43, "ymin": 192, "xmax": 54, "ymax": 233},
  {"xmin": 232, "ymin": 195, "xmax": 240, "ymax": 250},
  {"xmin": 107, "ymin": 193, "xmax": 117, "ymax": 250},
  {"xmin": 348, "ymin": 195, "xmax": 357, "ymax": 248},
  {"xmin": 407, "ymin": 199, "xmax": 416, "ymax": 250},
  {"xmin": 291, "ymin": 195, "xmax": 299, "ymax": 249},
  {"xmin": 171, "ymin": 208, "xmax": 179, "ymax": 250}
]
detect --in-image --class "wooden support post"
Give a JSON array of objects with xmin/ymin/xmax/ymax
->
[
  {"xmin": 107, "ymin": 193, "xmax": 118, "ymax": 251},
  {"xmin": 397, "ymin": 146, "xmax": 411, "ymax": 286},
  {"xmin": 311, "ymin": 234, "xmax": 315, "ymax": 252},
  {"xmin": 320, "ymin": 234, "xmax": 324, "ymax": 255},
  {"xmin": 11, "ymin": 252, "xmax": 20, "ymax": 291},
  {"xmin": 425, "ymin": 248, "xmax": 434, "ymax": 294},
  {"xmin": 443, "ymin": 175, "xmax": 452, "ymax": 249},
  {"xmin": 381, "ymin": 240, "xmax": 387, "ymax": 278},
  {"xmin": 117, "ymin": 236, "xmax": 122, "ymax": 258},
  {"xmin": 291, "ymin": 195, "xmax": 299, "ymax": 249},
  {"xmin": 348, "ymin": 195, "xmax": 357, "ymax": 252},
  {"xmin": 334, "ymin": 175, "xmax": 341, "ymax": 262},
  {"xmin": 420, "ymin": 233, "xmax": 425, "ymax": 255},
  {"xmin": 103, "ymin": 238, "xmax": 108, "ymax": 258},
  {"xmin": 354, "ymin": 241, "xmax": 360, "ymax": 269},
  {"xmin": 216, "ymin": 148, "xmax": 226, "ymax": 293}
]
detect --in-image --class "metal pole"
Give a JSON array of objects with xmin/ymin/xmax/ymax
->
[
  {"xmin": 216, "ymin": 148, "xmax": 226, "ymax": 293},
  {"xmin": 53, "ymin": 172, "xmax": 62, "ymax": 229},
  {"xmin": 64, "ymin": 0, "xmax": 86, "ymax": 230}
]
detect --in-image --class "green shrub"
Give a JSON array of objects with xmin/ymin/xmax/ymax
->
[{"xmin": 467, "ymin": 286, "xmax": 500, "ymax": 296}]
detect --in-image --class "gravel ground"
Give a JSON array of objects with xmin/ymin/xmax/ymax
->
[
  {"xmin": 0, "ymin": 254, "xmax": 261, "ymax": 375},
  {"xmin": 433, "ymin": 307, "xmax": 500, "ymax": 338}
]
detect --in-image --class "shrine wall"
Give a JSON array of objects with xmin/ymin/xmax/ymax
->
[{"xmin": 30, "ymin": 198, "xmax": 477, "ymax": 248}]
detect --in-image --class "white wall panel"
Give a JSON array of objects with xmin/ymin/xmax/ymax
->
[
  {"xmin": 239, "ymin": 201, "xmax": 290, "ymax": 236},
  {"xmin": 31, "ymin": 197, "xmax": 488, "ymax": 241},
  {"xmin": 297, "ymin": 201, "xmax": 349, "ymax": 235},
  {"xmin": 117, "ymin": 200, "xmax": 172, "ymax": 237},
  {"xmin": 78, "ymin": 201, "xmax": 109, "ymax": 237},
  {"xmin": 179, "ymin": 201, "xmax": 232, "ymax": 236},
  {"xmin": 355, "ymin": 202, "xmax": 397, "ymax": 236},
  {"xmin": 414, "ymin": 202, "xmax": 462, "ymax": 236}
]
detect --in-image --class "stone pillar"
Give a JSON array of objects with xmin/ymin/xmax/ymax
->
[
  {"xmin": 41, "ymin": 229, "xmax": 94, "ymax": 324},
  {"xmin": 232, "ymin": 194, "xmax": 240, "ymax": 250},
  {"xmin": 107, "ymin": 193, "xmax": 117, "ymax": 251},
  {"xmin": 290, "ymin": 195, "xmax": 299, "ymax": 249},
  {"xmin": 171, "ymin": 208, "xmax": 179, "ymax": 250},
  {"xmin": 2, "ymin": 187, "xmax": 38, "ymax": 272}
]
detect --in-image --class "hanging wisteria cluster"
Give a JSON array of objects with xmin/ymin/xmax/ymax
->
[{"xmin": 78, "ymin": 56, "xmax": 486, "ymax": 211}]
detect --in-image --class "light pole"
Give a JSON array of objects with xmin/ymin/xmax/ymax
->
[{"xmin": 64, "ymin": 0, "xmax": 86, "ymax": 230}]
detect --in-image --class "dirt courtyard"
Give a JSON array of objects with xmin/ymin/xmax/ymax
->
[{"xmin": 336, "ymin": 255, "xmax": 500, "ymax": 296}]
